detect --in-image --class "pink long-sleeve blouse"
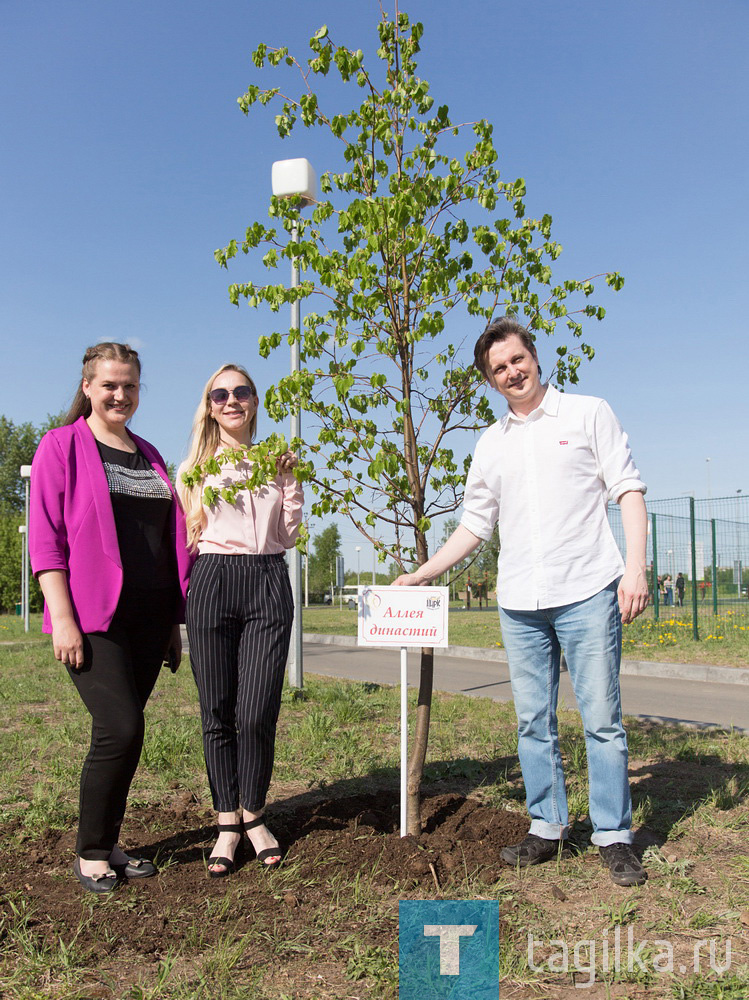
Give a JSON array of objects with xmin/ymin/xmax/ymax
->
[{"xmin": 185, "ymin": 455, "xmax": 304, "ymax": 555}]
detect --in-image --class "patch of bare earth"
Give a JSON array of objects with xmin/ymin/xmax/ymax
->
[
  {"xmin": 0, "ymin": 791, "xmax": 528, "ymax": 996},
  {"xmin": 1, "ymin": 759, "xmax": 746, "ymax": 998}
]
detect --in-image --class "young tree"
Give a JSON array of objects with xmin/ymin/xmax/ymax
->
[
  {"xmin": 308, "ymin": 523, "xmax": 342, "ymax": 595},
  {"xmin": 216, "ymin": 8, "xmax": 621, "ymax": 832}
]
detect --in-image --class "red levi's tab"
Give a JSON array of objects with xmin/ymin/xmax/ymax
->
[{"xmin": 559, "ymin": 440, "xmax": 568, "ymax": 445}]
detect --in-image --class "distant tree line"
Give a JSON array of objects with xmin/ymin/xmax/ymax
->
[
  {"xmin": 305, "ymin": 524, "xmax": 398, "ymax": 600},
  {"xmin": 0, "ymin": 414, "xmax": 63, "ymax": 613}
]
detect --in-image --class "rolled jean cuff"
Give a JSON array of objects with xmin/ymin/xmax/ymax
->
[
  {"xmin": 591, "ymin": 830, "xmax": 634, "ymax": 847},
  {"xmin": 529, "ymin": 819, "xmax": 568, "ymax": 841}
]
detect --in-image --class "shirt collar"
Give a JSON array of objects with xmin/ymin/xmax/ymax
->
[{"xmin": 501, "ymin": 383, "xmax": 560, "ymax": 431}]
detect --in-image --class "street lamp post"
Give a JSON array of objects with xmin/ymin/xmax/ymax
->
[
  {"xmin": 20, "ymin": 465, "xmax": 31, "ymax": 632},
  {"xmin": 18, "ymin": 525, "xmax": 26, "ymax": 621},
  {"xmin": 272, "ymin": 158, "xmax": 317, "ymax": 689},
  {"xmin": 356, "ymin": 546, "xmax": 361, "ymax": 588}
]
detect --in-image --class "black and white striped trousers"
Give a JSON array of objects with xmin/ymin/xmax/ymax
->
[{"xmin": 186, "ymin": 553, "xmax": 293, "ymax": 812}]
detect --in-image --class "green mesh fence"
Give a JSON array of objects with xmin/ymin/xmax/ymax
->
[{"xmin": 607, "ymin": 495, "xmax": 749, "ymax": 640}]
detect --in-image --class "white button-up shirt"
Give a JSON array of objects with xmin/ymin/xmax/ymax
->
[{"xmin": 460, "ymin": 385, "xmax": 645, "ymax": 611}]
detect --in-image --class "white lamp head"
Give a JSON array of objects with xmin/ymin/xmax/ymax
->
[{"xmin": 271, "ymin": 158, "xmax": 317, "ymax": 206}]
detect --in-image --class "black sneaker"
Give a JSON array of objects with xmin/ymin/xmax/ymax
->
[
  {"xmin": 599, "ymin": 843, "xmax": 647, "ymax": 886},
  {"xmin": 500, "ymin": 833, "xmax": 564, "ymax": 868}
]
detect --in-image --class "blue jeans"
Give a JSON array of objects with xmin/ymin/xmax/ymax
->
[{"xmin": 499, "ymin": 581, "xmax": 632, "ymax": 847}]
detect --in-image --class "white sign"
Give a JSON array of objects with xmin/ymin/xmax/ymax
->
[{"xmin": 357, "ymin": 585, "xmax": 449, "ymax": 648}]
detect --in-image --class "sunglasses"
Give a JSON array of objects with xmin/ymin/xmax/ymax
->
[{"xmin": 209, "ymin": 386, "xmax": 255, "ymax": 405}]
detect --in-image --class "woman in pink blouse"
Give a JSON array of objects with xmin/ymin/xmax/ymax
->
[{"xmin": 178, "ymin": 364, "xmax": 303, "ymax": 877}]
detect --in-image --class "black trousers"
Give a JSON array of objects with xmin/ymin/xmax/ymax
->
[
  {"xmin": 69, "ymin": 586, "xmax": 174, "ymax": 859},
  {"xmin": 186, "ymin": 553, "xmax": 293, "ymax": 813}
]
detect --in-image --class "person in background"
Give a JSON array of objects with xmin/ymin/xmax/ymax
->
[
  {"xmin": 395, "ymin": 316, "xmax": 650, "ymax": 887},
  {"xmin": 178, "ymin": 364, "xmax": 303, "ymax": 878},
  {"xmin": 664, "ymin": 574, "xmax": 674, "ymax": 606},
  {"xmin": 675, "ymin": 572, "xmax": 686, "ymax": 607},
  {"xmin": 30, "ymin": 343, "xmax": 192, "ymax": 893}
]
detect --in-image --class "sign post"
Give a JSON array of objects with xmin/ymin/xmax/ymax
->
[
  {"xmin": 400, "ymin": 646, "xmax": 408, "ymax": 836},
  {"xmin": 357, "ymin": 585, "xmax": 449, "ymax": 837}
]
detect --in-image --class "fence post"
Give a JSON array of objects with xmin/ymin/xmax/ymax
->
[
  {"xmin": 711, "ymin": 519, "xmax": 718, "ymax": 616},
  {"xmin": 651, "ymin": 513, "xmax": 659, "ymax": 621},
  {"xmin": 690, "ymin": 497, "xmax": 699, "ymax": 640}
]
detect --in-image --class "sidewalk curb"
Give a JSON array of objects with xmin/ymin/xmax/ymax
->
[{"xmin": 302, "ymin": 633, "xmax": 749, "ymax": 687}]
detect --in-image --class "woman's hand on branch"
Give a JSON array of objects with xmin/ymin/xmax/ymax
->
[{"xmin": 276, "ymin": 451, "xmax": 298, "ymax": 474}]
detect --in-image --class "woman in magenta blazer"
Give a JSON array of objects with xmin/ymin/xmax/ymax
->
[{"xmin": 30, "ymin": 342, "xmax": 192, "ymax": 893}]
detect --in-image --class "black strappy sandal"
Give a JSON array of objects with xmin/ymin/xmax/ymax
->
[
  {"xmin": 243, "ymin": 816, "xmax": 283, "ymax": 870},
  {"xmin": 207, "ymin": 822, "xmax": 243, "ymax": 879}
]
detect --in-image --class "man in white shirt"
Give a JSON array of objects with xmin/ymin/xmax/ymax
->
[{"xmin": 395, "ymin": 316, "xmax": 649, "ymax": 886}]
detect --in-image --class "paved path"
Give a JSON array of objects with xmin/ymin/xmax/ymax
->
[
  {"xmin": 10, "ymin": 631, "xmax": 745, "ymax": 729},
  {"xmin": 302, "ymin": 639, "xmax": 749, "ymax": 732}
]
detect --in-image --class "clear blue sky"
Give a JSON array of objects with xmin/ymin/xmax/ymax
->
[{"xmin": 2, "ymin": 1, "xmax": 747, "ymax": 569}]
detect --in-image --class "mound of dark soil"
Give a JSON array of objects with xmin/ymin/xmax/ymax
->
[{"xmin": 0, "ymin": 791, "xmax": 528, "ymax": 965}]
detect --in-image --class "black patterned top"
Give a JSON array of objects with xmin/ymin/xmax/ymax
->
[{"xmin": 96, "ymin": 440, "xmax": 177, "ymax": 591}]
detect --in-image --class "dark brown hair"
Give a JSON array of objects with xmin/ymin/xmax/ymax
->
[
  {"xmin": 473, "ymin": 316, "xmax": 541, "ymax": 382},
  {"xmin": 64, "ymin": 342, "xmax": 142, "ymax": 424}
]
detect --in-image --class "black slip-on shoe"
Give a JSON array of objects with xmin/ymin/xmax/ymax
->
[
  {"xmin": 113, "ymin": 855, "xmax": 157, "ymax": 879},
  {"xmin": 73, "ymin": 857, "xmax": 118, "ymax": 894}
]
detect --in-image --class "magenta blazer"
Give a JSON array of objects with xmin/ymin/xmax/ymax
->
[{"xmin": 30, "ymin": 417, "xmax": 194, "ymax": 634}]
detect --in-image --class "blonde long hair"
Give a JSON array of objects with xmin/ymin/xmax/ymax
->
[
  {"xmin": 65, "ymin": 342, "xmax": 141, "ymax": 424},
  {"xmin": 179, "ymin": 363, "xmax": 258, "ymax": 552}
]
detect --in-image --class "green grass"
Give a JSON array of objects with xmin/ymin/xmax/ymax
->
[
  {"xmin": 1, "ymin": 636, "xmax": 747, "ymax": 998},
  {"xmin": 301, "ymin": 605, "xmax": 749, "ymax": 667},
  {"xmin": 4, "ymin": 606, "xmax": 749, "ymax": 666},
  {"xmin": 0, "ymin": 611, "xmax": 45, "ymax": 642},
  {"xmin": 621, "ymin": 608, "xmax": 749, "ymax": 666}
]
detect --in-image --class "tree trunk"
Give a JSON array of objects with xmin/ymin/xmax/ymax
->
[{"xmin": 406, "ymin": 645, "xmax": 433, "ymax": 835}]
